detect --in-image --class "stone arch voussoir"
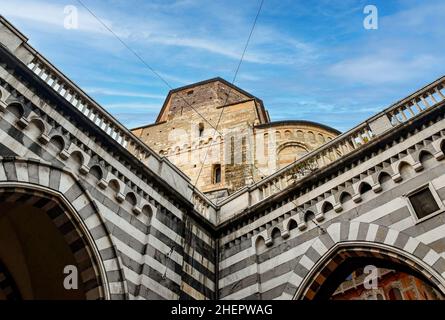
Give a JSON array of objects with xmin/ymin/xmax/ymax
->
[
  {"xmin": 280, "ymin": 221, "xmax": 445, "ymax": 300},
  {"xmin": 0, "ymin": 157, "xmax": 128, "ymax": 300}
]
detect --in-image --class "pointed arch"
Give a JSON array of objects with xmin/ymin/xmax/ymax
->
[
  {"xmin": 67, "ymin": 150, "xmax": 85, "ymax": 171},
  {"xmin": 108, "ymin": 179, "xmax": 121, "ymax": 194},
  {"xmin": 89, "ymin": 165, "xmax": 104, "ymax": 181},
  {"xmin": 418, "ymin": 150, "xmax": 435, "ymax": 168},
  {"xmin": 6, "ymin": 101, "xmax": 25, "ymax": 118}
]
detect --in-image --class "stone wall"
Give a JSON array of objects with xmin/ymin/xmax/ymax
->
[
  {"xmin": 3, "ymin": 15, "xmax": 445, "ymax": 301},
  {"xmin": 0, "ymin": 18, "xmax": 216, "ymax": 300},
  {"xmin": 216, "ymin": 103, "xmax": 445, "ymax": 300}
]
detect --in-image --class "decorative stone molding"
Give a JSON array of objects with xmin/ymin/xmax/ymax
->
[
  {"xmin": 315, "ymin": 213, "xmax": 325, "ymax": 222},
  {"xmin": 392, "ymin": 173, "xmax": 402, "ymax": 183},
  {"xmin": 16, "ymin": 116, "xmax": 29, "ymax": 129},
  {"xmin": 298, "ymin": 222, "xmax": 307, "ymax": 231},
  {"xmin": 221, "ymin": 125, "xmax": 445, "ymax": 249},
  {"xmin": 38, "ymin": 133, "xmax": 50, "ymax": 145},
  {"xmin": 132, "ymin": 206, "xmax": 142, "ymax": 215},
  {"xmin": 59, "ymin": 149, "xmax": 70, "ymax": 160},
  {"xmin": 372, "ymin": 183, "xmax": 382, "ymax": 193},
  {"xmin": 334, "ymin": 203, "xmax": 343, "ymax": 213},
  {"xmin": 115, "ymin": 192, "xmax": 125, "ymax": 203},
  {"xmin": 79, "ymin": 164, "xmax": 89, "ymax": 175},
  {"xmin": 434, "ymin": 150, "xmax": 445, "ymax": 161},
  {"xmin": 412, "ymin": 161, "xmax": 424, "ymax": 172},
  {"xmin": 97, "ymin": 179, "xmax": 108, "ymax": 190},
  {"xmin": 352, "ymin": 194, "xmax": 362, "ymax": 203}
]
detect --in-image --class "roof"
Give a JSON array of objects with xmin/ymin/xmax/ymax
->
[
  {"xmin": 132, "ymin": 78, "xmax": 341, "ymax": 135},
  {"xmin": 154, "ymin": 77, "xmax": 269, "ymax": 123}
]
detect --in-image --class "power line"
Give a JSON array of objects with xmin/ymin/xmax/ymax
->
[
  {"xmin": 74, "ymin": 0, "xmax": 226, "ymax": 280},
  {"xmin": 240, "ymin": 153, "xmax": 327, "ymax": 233},
  {"xmin": 173, "ymin": 0, "xmax": 322, "ymax": 231},
  {"xmin": 75, "ymin": 0, "xmax": 318, "ymax": 276},
  {"xmin": 75, "ymin": 0, "xmax": 223, "ymax": 135}
]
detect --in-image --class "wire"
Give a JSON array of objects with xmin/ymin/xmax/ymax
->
[
  {"xmin": 162, "ymin": 0, "xmax": 322, "ymax": 232},
  {"xmin": 74, "ymin": 0, "xmax": 218, "ymax": 281},
  {"xmin": 191, "ymin": 0, "xmax": 264, "ymax": 189},
  {"xmin": 241, "ymin": 156, "xmax": 327, "ymax": 233},
  {"xmin": 75, "ymin": 0, "xmax": 223, "ymax": 135},
  {"xmin": 75, "ymin": 0, "xmax": 320, "ymax": 276}
]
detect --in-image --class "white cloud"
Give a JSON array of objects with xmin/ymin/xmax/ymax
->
[
  {"xmin": 85, "ymin": 87, "xmax": 164, "ymax": 99},
  {"xmin": 105, "ymin": 102, "xmax": 162, "ymax": 110},
  {"xmin": 327, "ymin": 53, "xmax": 438, "ymax": 85},
  {"xmin": 155, "ymin": 72, "xmax": 195, "ymax": 86},
  {"xmin": 1, "ymin": 0, "xmax": 114, "ymax": 35},
  {"xmin": 380, "ymin": 1, "xmax": 445, "ymax": 32},
  {"xmin": 1, "ymin": 0, "xmax": 316, "ymax": 66}
]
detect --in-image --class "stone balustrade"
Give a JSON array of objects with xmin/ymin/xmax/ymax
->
[
  {"xmin": 25, "ymin": 55, "xmax": 217, "ymax": 221},
  {"xmin": 22, "ymin": 40, "xmax": 445, "ymax": 225}
]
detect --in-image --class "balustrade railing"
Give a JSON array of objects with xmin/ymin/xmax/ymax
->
[
  {"xmin": 258, "ymin": 77, "xmax": 445, "ymax": 200},
  {"xmin": 24, "ymin": 55, "xmax": 445, "ymax": 221},
  {"xmin": 25, "ymin": 55, "xmax": 215, "ymax": 219},
  {"xmin": 220, "ymin": 76, "xmax": 445, "ymax": 216}
]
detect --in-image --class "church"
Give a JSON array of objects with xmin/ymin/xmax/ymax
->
[{"xmin": 1, "ymin": 15, "xmax": 445, "ymax": 300}]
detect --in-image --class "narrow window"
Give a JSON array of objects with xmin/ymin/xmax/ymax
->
[
  {"xmin": 213, "ymin": 164, "xmax": 221, "ymax": 184},
  {"xmin": 242, "ymin": 137, "xmax": 247, "ymax": 163},
  {"xmin": 198, "ymin": 123, "xmax": 204, "ymax": 137}
]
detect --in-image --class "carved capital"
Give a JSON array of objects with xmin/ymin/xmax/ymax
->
[
  {"xmin": 116, "ymin": 192, "xmax": 125, "ymax": 203},
  {"xmin": 334, "ymin": 203, "xmax": 343, "ymax": 213},
  {"xmin": 79, "ymin": 164, "xmax": 89, "ymax": 175},
  {"xmin": 132, "ymin": 206, "xmax": 142, "ymax": 215},
  {"xmin": 315, "ymin": 213, "xmax": 325, "ymax": 222},
  {"xmin": 17, "ymin": 117, "xmax": 29, "ymax": 129},
  {"xmin": 38, "ymin": 133, "xmax": 50, "ymax": 145},
  {"xmin": 372, "ymin": 183, "xmax": 382, "ymax": 193},
  {"xmin": 434, "ymin": 151, "xmax": 445, "ymax": 161},
  {"xmin": 298, "ymin": 222, "xmax": 307, "ymax": 231},
  {"xmin": 412, "ymin": 161, "xmax": 424, "ymax": 172},
  {"xmin": 392, "ymin": 173, "xmax": 402, "ymax": 183},
  {"xmin": 97, "ymin": 179, "xmax": 108, "ymax": 190},
  {"xmin": 352, "ymin": 194, "xmax": 362, "ymax": 203}
]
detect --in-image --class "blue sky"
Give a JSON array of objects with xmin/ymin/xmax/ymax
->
[{"xmin": 1, "ymin": 0, "xmax": 444, "ymax": 132}]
